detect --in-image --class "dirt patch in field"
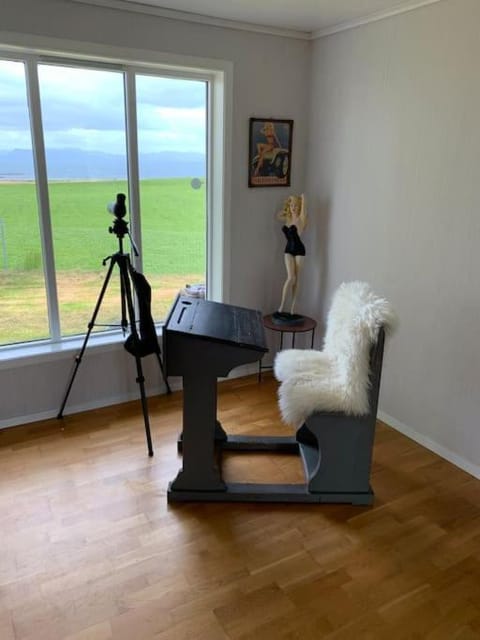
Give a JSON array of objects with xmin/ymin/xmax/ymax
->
[{"xmin": 0, "ymin": 270, "xmax": 203, "ymax": 344}]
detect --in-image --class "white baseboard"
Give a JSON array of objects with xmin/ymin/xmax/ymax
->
[
  {"xmin": 0, "ymin": 364, "xmax": 257, "ymax": 430},
  {"xmin": 0, "ymin": 385, "xmax": 173, "ymax": 430},
  {"xmin": 378, "ymin": 410, "xmax": 480, "ymax": 481}
]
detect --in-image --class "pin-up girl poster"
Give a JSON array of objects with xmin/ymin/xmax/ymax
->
[{"xmin": 248, "ymin": 118, "xmax": 293, "ymax": 187}]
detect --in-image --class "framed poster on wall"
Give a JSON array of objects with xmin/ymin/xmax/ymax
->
[{"xmin": 248, "ymin": 117, "xmax": 293, "ymax": 187}]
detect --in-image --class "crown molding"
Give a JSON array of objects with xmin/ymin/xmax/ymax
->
[
  {"xmin": 69, "ymin": 0, "xmax": 311, "ymax": 40},
  {"xmin": 69, "ymin": 0, "xmax": 445, "ymax": 41},
  {"xmin": 312, "ymin": 0, "xmax": 445, "ymax": 39}
]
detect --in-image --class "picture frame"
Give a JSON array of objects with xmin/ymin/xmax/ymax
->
[{"xmin": 248, "ymin": 117, "xmax": 293, "ymax": 188}]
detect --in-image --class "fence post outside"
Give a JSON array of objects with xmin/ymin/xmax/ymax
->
[{"xmin": 0, "ymin": 218, "xmax": 7, "ymax": 269}]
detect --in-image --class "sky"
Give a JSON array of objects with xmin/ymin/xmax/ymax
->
[{"xmin": 0, "ymin": 59, "xmax": 207, "ymax": 155}]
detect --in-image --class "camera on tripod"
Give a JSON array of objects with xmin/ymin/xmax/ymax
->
[
  {"xmin": 107, "ymin": 193, "xmax": 129, "ymax": 241},
  {"xmin": 107, "ymin": 193, "xmax": 127, "ymax": 219}
]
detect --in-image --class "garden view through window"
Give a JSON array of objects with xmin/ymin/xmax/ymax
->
[{"xmin": 0, "ymin": 57, "xmax": 207, "ymax": 347}]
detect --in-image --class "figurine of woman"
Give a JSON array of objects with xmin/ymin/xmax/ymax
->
[{"xmin": 274, "ymin": 194, "xmax": 307, "ymax": 322}]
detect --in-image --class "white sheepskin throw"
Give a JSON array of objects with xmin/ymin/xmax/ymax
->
[{"xmin": 274, "ymin": 281, "xmax": 396, "ymax": 427}]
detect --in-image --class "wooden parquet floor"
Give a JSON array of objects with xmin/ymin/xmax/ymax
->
[{"xmin": 1, "ymin": 374, "xmax": 480, "ymax": 640}]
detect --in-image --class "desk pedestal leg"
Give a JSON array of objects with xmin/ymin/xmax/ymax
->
[{"xmin": 170, "ymin": 374, "xmax": 226, "ymax": 492}]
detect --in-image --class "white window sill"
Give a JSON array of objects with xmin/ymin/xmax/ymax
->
[{"xmin": 0, "ymin": 326, "xmax": 164, "ymax": 371}]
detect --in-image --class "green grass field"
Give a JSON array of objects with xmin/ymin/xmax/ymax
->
[
  {"xmin": 0, "ymin": 178, "xmax": 205, "ymax": 273},
  {"xmin": 0, "ymin": 178, "xmax": 206, "ymax": 344}
]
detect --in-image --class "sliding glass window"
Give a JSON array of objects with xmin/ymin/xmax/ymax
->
[
  {"xmin": 38, "ymin": 63, "xmax": 128, "ymax": 337},
  {"xmin": 136, "ymin": 74, "xmax": 206, "ymax": 322},
  {"xmin": 0, "ymin": 55, "xmax": 208, "ymax": 348},
  {"xmin": 0, "ymin": 59, "xmax": 49, "ymax": 345}
]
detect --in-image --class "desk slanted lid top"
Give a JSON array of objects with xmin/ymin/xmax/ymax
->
[{"xmin": 164, "ymin": 295, "xmax": 268, "ymax": 352}]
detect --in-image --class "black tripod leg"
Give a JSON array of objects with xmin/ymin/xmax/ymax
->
[
  {"xmin": 120, "ymin": 273, "xmax": 128, "ymax": 333},
  {"xmin": 133, "ymin": 355, "xmax": 154, "ymax": 457},
  {"xmin": 120, "ymin": 258, "xmax": 154, "ymax": 457},
  {"xmin": 57, "ymin": 256, "xmax": 117, "ymax": 419},
  {"xmin": 155, "ymin": 351, "xmax": 172, "ymax": 394}
]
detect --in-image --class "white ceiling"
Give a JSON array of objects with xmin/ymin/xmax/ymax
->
[{"xmin": 110, "ymin": 0, "xmax": 443, "ymax": 35}]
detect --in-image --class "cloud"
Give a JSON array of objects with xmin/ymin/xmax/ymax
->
[
  {"xmin": 137, "ymin": 106, "xmax": 206, "ymax": 153},
  {"xmin": 136, "ymin": 74, "xmax": 206, "ymax": 109},
  {"xmin": 0, "ymin": 60, "xmax": 31, "ymax": 131},
  {"xmin": 0, "ymin": 59, "xmax": 206, "ymax": 155}
]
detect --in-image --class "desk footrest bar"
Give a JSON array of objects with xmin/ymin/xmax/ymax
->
[
  {"xmin": 220, "ymin": 435, "xmax": 299, "ymax": 452},
  {"xmin": 177, "ymin": 434, "xmax": 299, "ymax": 453}
]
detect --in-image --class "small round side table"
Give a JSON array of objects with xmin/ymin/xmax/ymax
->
[{"xmin": 259, "ymin": 314, "xmax": 317, "ymax": 381}]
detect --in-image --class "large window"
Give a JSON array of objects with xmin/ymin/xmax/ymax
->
[{"xmin": 0, "ymin": 55, "xmax": 208, "ymax": 347}]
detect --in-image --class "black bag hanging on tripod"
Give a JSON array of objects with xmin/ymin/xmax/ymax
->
[{"xmin": 124, "ymin": 266, "xmax": 160, "ymax": 358}]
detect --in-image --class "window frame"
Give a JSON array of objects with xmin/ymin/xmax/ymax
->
[{"xmin": 0, "ymin": 38, "xmax": 232, "ymax": 361}]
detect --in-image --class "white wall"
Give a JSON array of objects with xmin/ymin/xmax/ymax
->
[
  {"xmin": 0, "ymin": 0, "xmax": 310, "ymax": 426},
  {"xmin": 305, "ymin": 0, "xmax": 480, "ymax": 476},
  {"xmin": 5, "ymin": 0, "xmax": 479, "ymax": 483}
]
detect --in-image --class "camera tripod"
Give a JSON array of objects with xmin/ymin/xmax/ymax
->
[{"xmin": 57, "ymin": 197, "xmax": 171, "ymax": 457}]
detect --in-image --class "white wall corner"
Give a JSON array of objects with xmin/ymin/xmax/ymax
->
[{"xmin": 378, "ymin": 410, "xmax": 480, "ymax": 481}]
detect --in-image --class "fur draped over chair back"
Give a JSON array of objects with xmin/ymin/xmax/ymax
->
[{"xmin": 274, "ymin": 281, "xmax": 396, "ymax": 426}]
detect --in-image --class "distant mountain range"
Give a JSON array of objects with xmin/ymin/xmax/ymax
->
[{"xmin": 0, "ymin": 148, "xmax": 206, "ymax": 180}]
